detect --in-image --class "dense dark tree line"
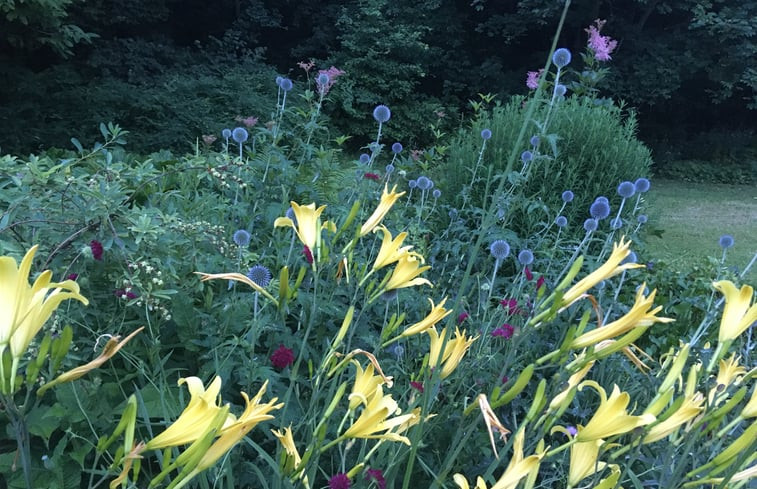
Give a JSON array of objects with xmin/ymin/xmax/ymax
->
[{"xmin": 0, "ymin": 0, "xmax": 754, "ymax": 160}]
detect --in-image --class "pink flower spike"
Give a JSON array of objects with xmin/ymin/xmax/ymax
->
[
  {"xmin": 586, "ymin": 19, "xmax": 617, "ymax": 62},
  {"xmin": 526, "ymin": 69, "xmax": 544, "ymax": 90}
]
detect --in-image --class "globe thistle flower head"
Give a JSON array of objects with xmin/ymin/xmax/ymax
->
[
  {"xmin": 555, "ymin": 84, "xmax": 567, "ymax": 97},
  {"xmin": 617, "ymin": 181, "xmax": 636, "ymax": 198},
  {"xmin": 222, "ymin": 128, "xmax": 232, "ymax": 139},
  {"xmin": 280, "ymin": 78, "xmax": 293, "ymax": 92},
  {"xmin": 359, "ymin": 153, "xmax": 371, "ymax": 164},
  {"xmin": 635, "ymin": 177, "xmax": 651, "ymax": 193},
  {"xmin": 392, "ymin": 142, "xmax": 403, "ymax": 154},
  {"xmin": 562, "ymin": 190, "xmax": 574, "ymax": 203},
  {"xmin": 637, "ymin": 214, "xmax": 648, "ymax": 224},
  {"xmin": 622, "ymin": 251, "xmax": 638, "ymax": 265},
  {"xmin": 719, "ymin": 234, "xmax": 735, "ymax": 249},
  {"xmin": 316, "ymin": 73, "xmax": 330, "ymax": 87},
  {"xmin": 555, "ymin": 215, "xmax": 568, "ymax": 228},
  {"xmin": 611, "ymin": 217, "xmax": 623, "ymax": 229},
  {"xmin": 275, "ymin": 76, "xmax": 283, "ymax": 87},
  {"xmin": 247, "ymin": 265, "xmax": 273, "ymax": 288},
  {"xmin": 590, "ymin": 200, "xmax": 611, "ymax": 219},
  {"xmin": 432, "ymin": 188, "xmax": 441, "ymax": 199},
  {"xmin": 552, "ymin": 48, "xmax": 572, "ymax": 68},
  {"xmin": 408, "ymin": 180, "xmax": 417, "ymax": 189},
  {"xmin": 583, "ymin": 218, "xmax": 598, "ymax": 232},
  {"xmin": 417, "ymin": 176, "xmax": 432, "ymax": 190},
  {"xmin": 530, "ymin": 135, "xmax": 540, "ymax": 147},
  {"xmin": 448, "ymin": 208, "xmax": 458, "ymax": 220},
  {"xmin": 489, "ymin": 240, "xmax": 510, "ymax": 261},
  {"xmin": 521, "ymin": 150, "xmax": 533, "ymax": 163},
  {"xmin": 518, "ymin": 249, "xmax": 534, "ymax": 265},
  {"xmin": 232, "ymin": 127, "xmax": 249, "ymax": 144},
  {"xmin": 233, "ymin": 229, "xmax": 251, "ymax": 247},
  {"xmin": 373, "ymin": 104, "xmax": 391, "ymax": 123},
  {"xmin": 481, "ymin": 128, "xmax": 492, "ymax": 140},
  {"xmin": 385, "ymin": 164, "xmax": 395, "ymax": 174},
  {"xmin": 285, "ymin": 206, "xmax": 297, "ymax": 225},
  {"xmin": 595, "ymin": 196, "xmax": 609, "ymax": 205}
]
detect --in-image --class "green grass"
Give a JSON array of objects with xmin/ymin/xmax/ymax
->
[{"xmin": 643, "ymin": 179, "xmax": 757, "ymax": 283}]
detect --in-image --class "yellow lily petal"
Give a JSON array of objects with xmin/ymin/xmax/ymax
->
[
  {"xmin": 713, "ymin": 281, "xmax": 757, "ymax": 342},
  {"xmin": 360, "ymin": 184, "xmax": 406, "ymax": 237},
  {"xmin": 643, "ymin": 392, "xmax": 704, "ymax": 443},
  {"xmin": 348, "ymin": 361, "xmax": 385, "ymax": 410},
  {"xmin": 372, "ymin": 225, "xmax": 419, "ymax": 271},
  {"xmin": 342, "ymin": 385, "xmax": 415, "ymax": 445},
  {"xmin": 549, "ymin": 361, "xmax": 595, "ymax": 411},
  {"xmin": 577, "ymin": 381, "xmax": 656, "ymax": 442},
  {"xmin": 400, "ymin": 297, "xmax": 452, "ymax": 338},
  {"xmin": 274, "ymin": 202, "xmax": 327, "ymax": 250},
  {"xmin": 427, "ymin": 326, "xmax": 478, "ymax": 379},
  {"xmin": 709, "ymin": 354, "xmax": 746, "ymax": 405},
  {"xmin": 384, "ymin": 255, "xmax": 432, "ymax": 292},
  {"xmin": 741, "ymin": 384, "xmax": 757, "ymax": 419}
]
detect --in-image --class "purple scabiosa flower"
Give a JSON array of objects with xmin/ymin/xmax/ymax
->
[
  {"xmin": 364, "ymin": 172, "xmax": 380, "ymax": 181},
  {"xmin": 552, "ymin": 48, "xmax": 572, "ymax": 68},
  {"xmin": 392, "ymin": 142, "xmax": 403, "ymax": 154},
  {"xmin": 611, "ymin": 217, "xmax": 623, "ymax": 229},
  {"xmin": 366, "ymin": 469, "xmax": 386, "ymax": 489},
  {"xmin": 233, "ymin": 229, "xmax": 251, "ymax": 247},
  {"xmin": 359, "ymin": 153, "xmax": 370, "ymax": 164},
  {"xmin": 417, "ymin": 176, "xmax": 432, "ymax": 190},
  {"xmin": 555, "ymin": 215, "xmax": 568, "ymax": 228},
  {"xmin": 66, "ymin": 273, "xmax": 79, "ymax": 281},
  {"xmin": 521, "ymin": 150, "xmax": 533, "ymax": 163},
  {"xmin": 408, "ymin": 180, "xmax": 417, "ymax": 189},
  {"xmin": 555, "ymin": 84, "xmax": 567, "ymax": 96},
  {"xmin": 432, "ymin": 188, "xmax": 441, "ymax": 199},
  {"xmin": 232, "ymin": 127, "xmax": 249, "ymax": 144},
  {"xmin": 719, "ymin": 234, "xmax": 735, "ymax": 249},
  {"xmin": 89, "ymin": 240, "xmax": 104, "ymax": 261},
  {"xmin": 584, "ymin": 218, "xmax": 598, "ymax": 232},
  {"xmin": 518, "ymin": 249, "xmax": 534, "ymax": 266},
  {"xmin": 271, "ymin": 345, "xmax": 295, "ymax": 369},
  {"xmin": 530, "ymin": 135, "xmax": 540, "ymax": 147},
  {"xmin": 637, "ymin": 214, "xmax": 648, "ymax": 224},
  {"xmin": 329, "ymin": 473, "xmax": 351, "ymax": 489},
  {"xmin": 481, "ymin": 128, "xmax": 492, "ymax": 140},
  {"xmin": 617, "ymin": 181, "xmax": 635, "ymax": 198},
  {"xmin": 457, "ymin": 311, "xmax": 469, "ymax": 324},
  {"xmin": 590, "ymin": 200, "xmax": 611, "ymax": 219},
  {"xmin": 635, "ymin": 177, "xmax": 651, "ymax": 193},
  {"xmin": 491, "ymin": 324, "xmax": 515, "ymax": 339},
  {"xmin": 561, "ymin": 190, "xmax": 574, "ymax": 203},
  {"xmin": 222, "ymin": 128, "xmax": 232, "ymax": 140},
  {"xmin": 280, "ymin": 78, "xmax": 293, "ymax": 92},
  {"xmin": 490, "ymin": 240, "xmax": 510, "ymax": 261},
  {"xmin": 373, "ymin": 105, "xmax": 391, "ymax": 123},
  {"xmin": 247, "ymin": 265, "xmax": 272, "ymax": 288}
]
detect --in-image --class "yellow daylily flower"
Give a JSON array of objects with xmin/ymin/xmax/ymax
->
[
  {"xmin": 453, "ymin": 473, "xmax": 488, "ymax": 489},
  {"xmin": 0, "ymin": 245, "xmax": 88, "ymax": 392},
  {"xmin": 591, "ymin": 465, "xmax": 621, "ymax": 489},
  {"xmin": 342, "ymin": 385, "xmax": 416, "ymax": 445},
  {"xmin": 383, "ymin": 255, "xmax": 432, "ymax": 292},
  {"xmin": 399, "ymin": 297, "xmax": 452, "ymax": 338},
  {"xmin": 274, "ymin": 201, "xmax": 327, "ymax": 250},
  {"xmin": 709, "ymin": 354, "xmax": 746, "ymax": 405},
  {"xmin": 577, "ymin": 381, "xmax": 656, "ymax": 442},
  {"xmin": 713, "ymin": 281, "xmax": 757, "ymax": 342},
  {"xmin": 570, "ymin": 286, "xmax": 673, "ymax": 349},
  {"xmin": 145, "ymin": 376, "xmax": 231, "ymax": 449},
  {"xmin": 741, "ymin": 384, "xmax": 757, "ymax": 419},
  {"xmin": 360, "ymin": 184, "xmax": 406, "ymax": 237},
  {"xmin": 372, "ymin": 225, "xmax": 419, "ymax": 271},
  {"xmin": 552, "ymin": 425, "xmax": 611, "ymax": 487},
  {"xmin": 476, "ymin": 394, "xmax": 510, "ymax": 457},
  {"xmin": 271, "ymin": 425, "xmax": 308, "ymax": 486},
  {"xmin": 549, "ymin": 361, "xmax": 595, "ymax": 412},
  {"xmin": 643, "ymin": 392, "xmax": 704, "ymax": 443},
  {"xmin": 427, "ymin": 326, "xmax": 478, "ymax": 379},
  {"xmin": 561, "ymin": 237, "xmax": 644, "ymax": 308},
  {"xmin": 348, "ymin": 361, "xmax": 386, "ymax": 410}
]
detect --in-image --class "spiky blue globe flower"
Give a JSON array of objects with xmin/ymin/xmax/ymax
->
[
  {"xmin": 448, "ymin": 208, "xmax": 458, "ymax": 220},
  {"xmin": 719, "ymin": 234, "xmax": 735, "ymax": 249},
  {"xmin": 521, "ymin": 150, "xmax": 533, "ymax": 163},
  {"xmin": 635, "ymin": 178, "xmax": 651, "ymax": 193},
  {"xmin": 233, "ymin": 229, "xmax": 251, "ymax": 247},
  {"xmin": 555, "ymin": 215, "xmax": 568, "ymax": 228},
  {"xmin": 275, "ymin": 76, "xmax": 283, "ymax": 87},
  {"xmin": 432, "ymin": 188, "xmax": 441, "ymax": 199},
  {"xmin": 561, "ymin": 190, "xmax": 574, "ymax": 203},
  {"xmin": 595, "ymin": 196, "xmax": 609, "ymax": 205},
  {"xmin": 417, "ymin": 176, "xmax": 432, "ymax": 190},
  {"xmin": 530, "ymin": 135, "xmax": 540, "ymax": 147},
  {"xmin": 247, "ymin": 265, "xmax": 272, "ymax": 288},
  {"xmin": 316, "ymin": 73, "xmax": 329, "ymax": 86},
  {"xmin": 490, "ymin": 240, "xmax": 510, "ymax": 261},
  {"xmin": 622, "ymin": 251, "xmax": 638, "ymax": 265},
  {"xmin": 617, "ymin": 181, "xmax": 635, "ymax": 198},
  {"xmin": 359, "ymin": 153, "xmax": 370, "ymax": 164},
  {"xmin": 637, "ymin": 214, "xmax": 648, "ymax": 224},
  {"xmin": 222, "ymin": 128, "xmax": 232, "ymax": 139},
  {"xmin": 280, "ymin": 78, "xmax": 293, "ymax": 92},
  {"xmin": 611, "ymin": 217, "xmax": 623, "ymax": 229},
  {"xmin": 555, "ymin": 84, "xmax": 567, "ymax": 97},
  {"xmin": 517, "ymin": 249, "xmax": 534, "ymax": 265},
  {"xmin": 286, "ymin": 207, "xmax": 297, "ymax": 225},
  {"xmin": 232, "ymin": 127, "xmax": 249, "ymax": 144},
  {"xmin": 409, "ymin": 180, "xmax": 417, "ymax": 189},
  {"xmin": 552, "ymin": 48, "xmax": 572, "ymax": 68},
  {"xmin": 590, "ymin": 200, "xmax": 611, "ymax": 219},
  {"xmin": 373, "ymin": 105, "xmax": 391, "ymax": 123},
  {"xmin": 481, "ymin": 128, "xmax": 492, "ymax": 140},
  {"xmin": 387, "ymin": 141, "xmax": 402, "ymax": 154},
  {"xmin": 385, "ymin": 164, "xmax": 395, "ymax": 174},
  {"xmin": 583, "ymin": 218, "xmax": 598, "ymax": 232}
]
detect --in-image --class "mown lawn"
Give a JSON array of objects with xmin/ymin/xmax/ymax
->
[{"xmin": 643, "ymin": 179, "xmax": 757, "ymax": 283}]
